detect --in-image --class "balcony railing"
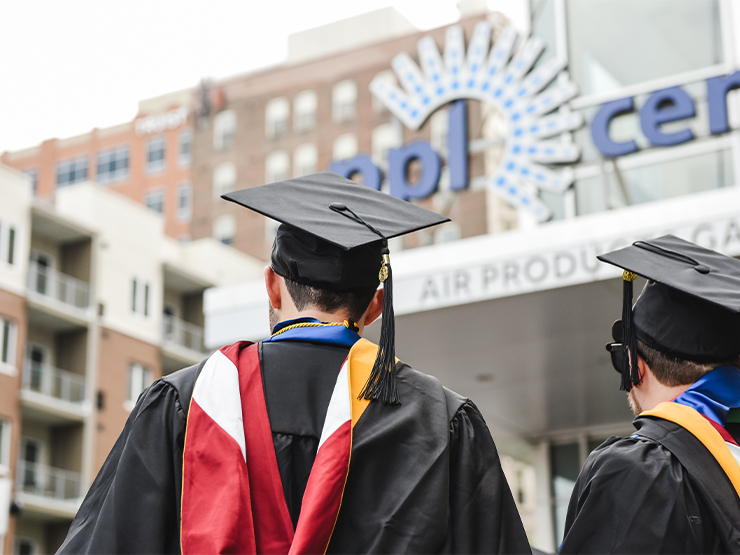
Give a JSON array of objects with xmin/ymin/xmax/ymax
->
[
  {"xmin": 27, "ymin": 261, "xmax": 90, "ymax": 309},
  {"xmin": 16, "ymin": 460, "xmax": 80, "ymax": 500},
  {"xmin": 23, "ymin": 359, "xmax": 85, "ymax": 404},
  {"xmin": 162, "ymin": 314, "xmax": 206, "ymax": 353}
]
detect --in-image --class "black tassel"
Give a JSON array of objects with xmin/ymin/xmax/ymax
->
[
  {"xmin": 620, "ymin": 271, "xmax": 640, "ymax": 391},
  {"xmin": 359, "ymin": 245, "xmax": 400, "ymax": 405}
]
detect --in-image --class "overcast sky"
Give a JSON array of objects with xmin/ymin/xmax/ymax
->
[{"xmin": 0, "ymin": 0, "xmax": 464, "ymax": 153}]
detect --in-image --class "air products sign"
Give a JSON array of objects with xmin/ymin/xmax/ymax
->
[{"xmin": 329, "ymin": 22, "xmax": 740, "ymax": 222}]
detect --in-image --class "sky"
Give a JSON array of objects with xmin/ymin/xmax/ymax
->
[{"xmin": 0, "ymin": 0, "xmax": 463, "ymax": 154}]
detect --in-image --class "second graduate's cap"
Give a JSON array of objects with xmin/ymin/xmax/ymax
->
[
  {"xmin": 222, "ymin": 171, "xmax": 449, "ymax": 405},
  {"xmin": 598, "ymin": 235, "xmax": 740, "ymax": 390}
]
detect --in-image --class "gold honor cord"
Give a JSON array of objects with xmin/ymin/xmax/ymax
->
[{"xmin": 270, "ymin": 320, "xmax": 356, "ymax": 338}]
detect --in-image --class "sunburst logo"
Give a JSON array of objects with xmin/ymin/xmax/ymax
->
[{"xmin": 370, "ymin": 22, "xmax": 583, "ymax": 221}]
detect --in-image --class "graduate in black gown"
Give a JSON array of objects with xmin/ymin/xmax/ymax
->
[
  {"xmin": 559, "ymin": 236, "xmax": 740, "ymax": 554},
  {"xmin": 57, "ymin": 172, "xmax": 530, "ymax": 554}
]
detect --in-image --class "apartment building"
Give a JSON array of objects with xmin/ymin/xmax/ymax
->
[
  {"xmin": 190, "ymin": 7, "xmax": 515, "ymax": 262},
  {"xmin": 0, "ymin": 169, "xmax": 261, "ymax": 554},
  {"xmin": 0, "ymin": 90, "xmax": 195, "ymax": 242}
]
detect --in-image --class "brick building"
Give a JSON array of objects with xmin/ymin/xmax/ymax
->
[{"xmin": 1, "ymin": 90, "xmax": 195, "ymax": 242}]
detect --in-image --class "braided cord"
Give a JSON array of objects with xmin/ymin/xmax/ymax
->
[{"xmin": 271, "ymin": 320, "xmax": 354, "ymax": 338}]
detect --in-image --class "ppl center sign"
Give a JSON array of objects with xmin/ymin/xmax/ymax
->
[{"xmin": 329, "ymin": 21, "xmax": 740, "ymax": 222}]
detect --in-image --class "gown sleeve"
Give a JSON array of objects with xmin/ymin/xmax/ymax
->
[
  {"xmin": 558, "ymin": 436, "xmax": 715, "ymax": 554},
  {"xmin": 447, "ymin": 400, "xmax": 532, "ymax": 554},
  {"xmin": 56, "ymin": 380, "xmax": 188, "ymax": 555}
]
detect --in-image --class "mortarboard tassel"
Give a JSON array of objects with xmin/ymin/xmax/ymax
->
[
  {"xmin": 621, "ymin": 270, "xmax": 641, "ymax": 391},
  {"xmin": 329, "ymin": 203, "xmax": 400, "ymax": 405},
  {"xmin": 358, "ymin": 245, "xmax": 400, "ymax": 405}
]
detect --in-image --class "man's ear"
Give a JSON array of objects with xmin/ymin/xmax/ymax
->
[
  {"xmin": 636, "ymin": 354, "xmax": 650, "ymax": 384},
  {"xmin": 264, "ymin": 266, "xmax": 282, "ymax": 310},
  {"xmin": 363, "ymin": 288, "xmax": 384, "ymax": 326}
]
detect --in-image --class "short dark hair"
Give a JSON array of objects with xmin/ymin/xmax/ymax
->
[
  {"xmin": 284, "ymin": 278, "xmax": 378, "ymax": 322},
  {"xmin": 637, "ymin": 339, "xmax": 740, "ymax": 387}
]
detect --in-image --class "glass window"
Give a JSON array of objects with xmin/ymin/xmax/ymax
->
[
  {"xmin": 144, "ymin": 188, "xmax": 165, "ymax": 214},
  {"xmin": 97, "ymin": 146, "xmax": 130, "ymax": 184},
  {"xmin": 265, "ymin": 151, "xmax": 289, "ymax": 183},
  {"xmin": 177, "ymin": 182, "xmax": 192, "ymax": 221},
  {"xmin": 7, "ymin": 226, "xmax": 15, "ymax": 265},
  {"xmin": 333, "ymin": 80, "xmax": 357, "ymax": 122},
  {"xmin": 130, "ymin": 278, "xmax": 150, "ymax": 316},
  {"xmin": 146, "ymin": 137, "xmax": 166, "ymax": 174},
  {"xmin": 213, "ymin": 214, "xmax": 236, "ymax": 246},
  {"xmin": 0, "ymin": 418, "xmax": 9, "ymax": 467},
  {"xmin": 179, "ymin": 130, "xmax": 192, "ymax": 166},
  {"xmin": 56, "ymin": 156, "xmax": 88, "ymax": 188},
  {"xmin": 430, "ymin": 108, "xmax": 449, "ymax": 153},
  {"xmin": 1, "ymin": 317, "xmax": 16, "ymax": 367},
  {"xmin": 575, "ymin": 147, "xmax": 733, "ymax": 216},
  {"xmin": 294, "ymin": 90, "xmax": 317, "ymax": 133},
  {"xmin": 372, "ymin": 123, "xmax": 400, "ymax": 163},
  {"xmin": 213, "ymin": 110, "xmax": 236, "ymax": 150},
  {"xmin": 266, "ymin": 98, "xmax": 289, "ymax": 138},
  {"xmin": 213, "ymin": 163, "xmax": 236, "ymax": 197},
  {"xmin": 23, "ymin": 168, "xmax": 38, "ymax": 195},
  {"xmin": 128, "ymin": 363, "xmax": 152, "ymax": 403},
  {"xmin": 293, "ymin": 144, "xmax": 317, "ymax": 177},
  {"xmin": 550, "ymin": 442, "xmax": 580, "ymax": 546},
  {"xmin": 567, "ymin": 0, "xmax": 722, "ymax": 98},
  {"xmin": 333, "ymin": 134, "xmax": 357, "ymax": 161}
]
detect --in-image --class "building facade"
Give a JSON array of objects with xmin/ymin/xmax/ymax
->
[
  {"xmin": 0, "ymin": 90, "xmax": 195, "ymax": 242},
  {"xmin": 203, "ymin": 0, "xmax": 740, "ymax": 551},
  {"xmin": 0, "ymin": 171, "xmax": 261, "ymax": 554}
]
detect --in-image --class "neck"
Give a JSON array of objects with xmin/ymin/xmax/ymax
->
[{"xmin": 279, "ymin": 310, "xmax": 366, "ymax": 335}]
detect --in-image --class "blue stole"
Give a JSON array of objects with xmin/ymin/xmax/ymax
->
[
  {"xmin": 264, "ymin": 317, "xmax": 360, "ymax": 349},
  {"xmin": 672, "ymin": 365, "xmax": 740, "ymax": 427}
]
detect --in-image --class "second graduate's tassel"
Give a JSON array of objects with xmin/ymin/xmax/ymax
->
[{"xmin": 620, "ymin": 270, "xmax": 640, "ymax": 391}]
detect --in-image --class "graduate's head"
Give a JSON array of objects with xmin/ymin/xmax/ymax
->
[
  {"xmin": 600, "ymin": 235, "xmax": 740, "ymax": 394},
  {"xmin": 222, "ymin": 171, "xmax": 448, "ymax": 405}
]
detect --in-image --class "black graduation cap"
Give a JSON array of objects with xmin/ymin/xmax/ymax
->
[
  {"xmin": 598, "ymin": 235, "xmax": 740, "ymax": 391},
  {"xmin": 222, "ymin": 171, "xmax": 449, "ymax": 404}
]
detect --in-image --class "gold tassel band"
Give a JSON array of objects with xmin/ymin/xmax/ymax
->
[{"xmin": 623, "ymin": 270, "xmax": 637, "ymax": 282}]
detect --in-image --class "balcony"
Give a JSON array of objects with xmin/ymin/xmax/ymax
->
[
  {"xmin": 21, "ymin": 359, "xmax": 87, "ymax": 422},
  {"xmin": 161, "ymin": 315, "xmax": 208, "ymax": 373},
  {"xmin": 16, "ymin": 460, "xmax": 81, "ymax": 519},
  {"xmin": 23, "ymin": 359, "xmax": 85, "ymax": 404},
  {"xmin": 17, "ymin": 460, "xmax": 80, "ymax": 500},
  {"xmin": 27, "ymin": 261, "xmax": 89, "ymax": 310}
]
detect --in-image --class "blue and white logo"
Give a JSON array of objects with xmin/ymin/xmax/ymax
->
[{"xmin": 369, "ymin": 22, "xmax": 583, "ymax": 221}]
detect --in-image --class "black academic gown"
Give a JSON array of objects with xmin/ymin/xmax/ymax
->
[
  {"xmin": 57, "ymin": 340, "xmax": 530, "ymax": 554},
  {"xmin": 559, "ymin": 415, "xmax": 740, "ymax": 554}
]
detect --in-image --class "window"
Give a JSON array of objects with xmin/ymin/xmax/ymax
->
[
  {"xmin": 0, "ymin": 317, "xmax": 16, "ymax": 369},
  {"xmin": 372, "ymin": 70, "xmax": 396, "ymax": 113},
  {"xmin": 179, "ymin": 130, "xmax": 192, "ymax": 166},
  {"xmin": 333, "ymin": 134, "xmax": 358, "ymax": 161},
  {"xmin": 333, "ymin": 80, "xmax": 357, "ymax": 122},
  {"xmin": 265, "ymin": 151, "xmax": 289, "ymax": 183},
  {"xmin": 56, "ymin": 156, "xmax": 88, "ymax": 188},
  {"xmin": 177, "ymin": 182, "xmax": 192, "ymax": 221},
  {"xmin": 0, "ymin": 221, "xmax": 17, "ymax": 266},
  {"xmin": 293, "ymin": 144, "xmax": 317, "ymax": 177},
  {"xmin": 146, "ymin": 137, "xmax": 166, "ymax": 173},
  {"xmin": 213, "ymin": 214, "xmax": 236, "ymax": 246},
  {"xmin": 294, "ymin": 90, "xmax": 317, "ymax": 133},
  {"xmin": 23, "ymin": 168, "xmax": 38, "ymax": 195},
  {"xmin": 97, "ymin": 146, "xmax": 130, "ymax": 184},
  {"xmin": 265, "ymin": 98, "xmax": 289, "ymax": 138},
  {"xmin": 372, "ymin": 123, "xmax": 400, "ymax": 164},
  {"xmin": 130, "ymin": 278, "xmax": 150, "ymax": 317},
  {"xmin": 0, "ymin": 418, "xmax": 9, "ymax": 468},
  {"xmin": 213, "ymin": 110, "xmax": 236, "ymax": 151},
  {"xmin": 144, "ymin": 188, "xmax": 165, "ymax": 214},
  {"xmin": 128, "ymin": 363, "xmax": 152, "ymax": 404},
  {"xmin": 430, "ymin": 108, "xmax": 449, "ymax": 153},
  {"xmin": 213, "ymin": 163, "xmax": 236, "ymax": 197},
  {"xmin": 15, "ymin": 537, "xmax": 37, "ymax": 555},
  {"xmin": 565, "ymin": 0, "xmax": 722, "ymax": 98}
]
